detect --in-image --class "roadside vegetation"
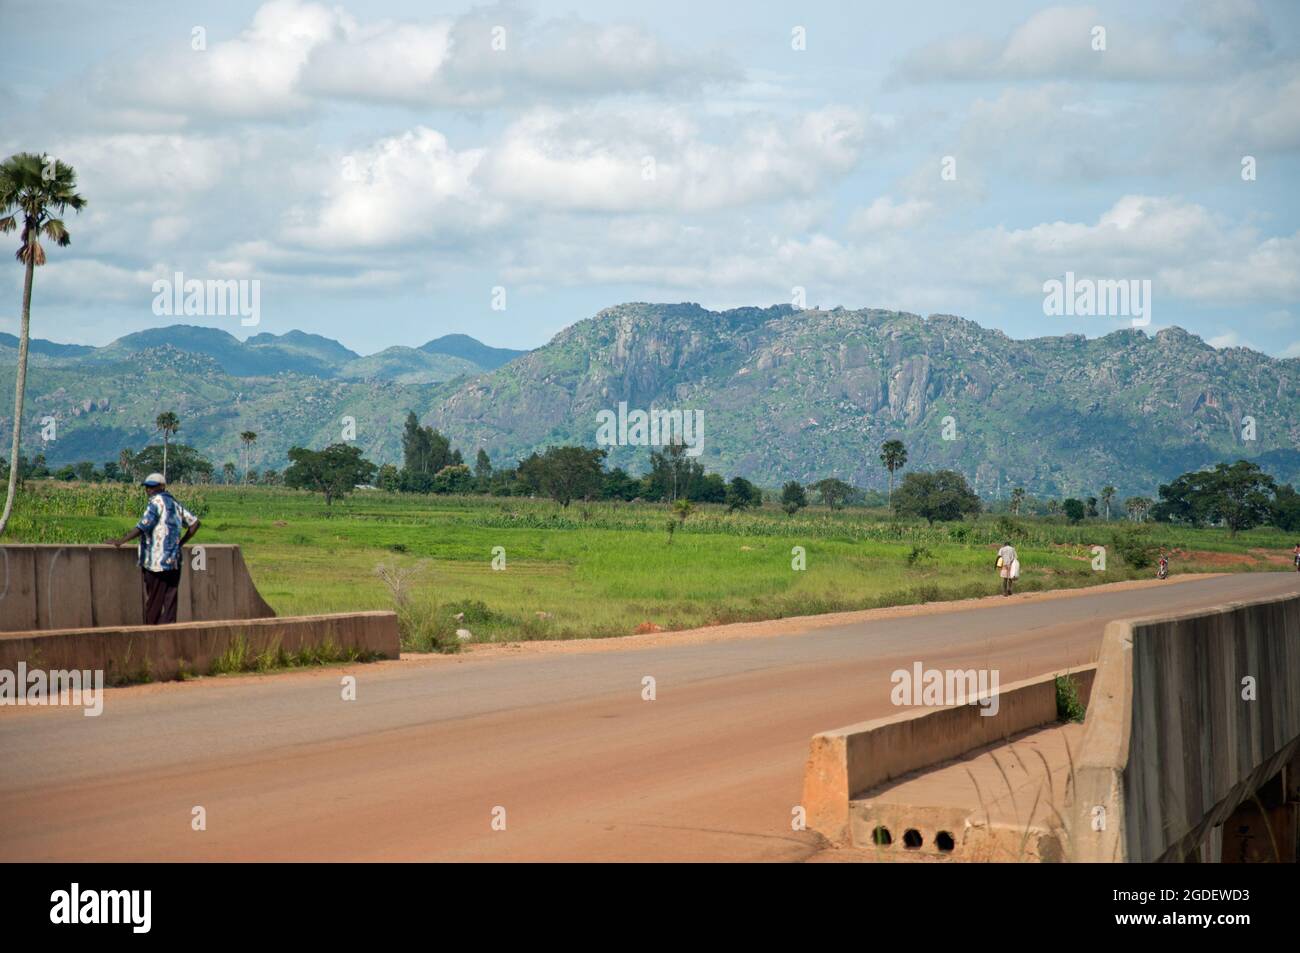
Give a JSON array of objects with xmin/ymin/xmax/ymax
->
[{"xmin": 4, "ymin": 477, "xmax": 1295, "ymax": 651}]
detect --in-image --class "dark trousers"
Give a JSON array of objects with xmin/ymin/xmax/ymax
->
[
  {"xmin": 142, "ymin": 569, "xmax": 182, "ymax": 625},
  {"xmin": 1001, "ymin": 576, "xmax": 1013, "ymax": 596}
]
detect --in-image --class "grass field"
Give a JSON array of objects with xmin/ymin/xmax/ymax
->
[{"xmin": 6, "ymin": 482, "xmax": 1296, "ymax": 649}]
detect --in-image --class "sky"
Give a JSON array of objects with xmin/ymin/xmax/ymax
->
[{"xmin": 1, "ymin": 0, "xmax": 1298, "ymax": 357}]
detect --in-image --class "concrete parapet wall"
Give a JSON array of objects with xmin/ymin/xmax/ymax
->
[
  {"xmin": 1071, "ymin": 592, "xmax": 1300, "ymax": 862},
  {"xmin": 0, "ymin": 545, "xmax": 275, "ymax": 632},
  {"xmin": 0, "ymin": 611, "xmax": 400, "ymax": 683},
  {"xmin": 803, "ymin": 667, "xmax": 1096, "ymax": 844}
]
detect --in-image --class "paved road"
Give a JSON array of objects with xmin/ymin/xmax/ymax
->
[{"xmin": 2, "ymin": 572, "xmax": 1295, "ymax": 861}]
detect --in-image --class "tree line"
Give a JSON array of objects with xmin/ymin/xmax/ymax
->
[{"xmin": 9, "ymin": 404, "xmax": 1300, "ymax": 536}]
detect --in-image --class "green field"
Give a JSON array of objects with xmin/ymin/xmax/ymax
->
[{"xmin": 6, "ymin": 482, "xmax": 1295, "ymax": 650}]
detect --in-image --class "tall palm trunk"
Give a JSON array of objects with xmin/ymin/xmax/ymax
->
[
  {"xmin": 0, "ymin": 244, "xmax": 35, "ymax": 536},
  {"xmin": 162, "ymin": 434, "xmax": 168, "ymax": 481}
]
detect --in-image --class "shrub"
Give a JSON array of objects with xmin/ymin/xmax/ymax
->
[
  {"xmin": 395, "ymin": 594, "xmax": 462, "ymax": 653},
  {"xmin": 1111, "ymin": 527, "xmax": 1157, "ymax": 569},
  {"xmin": 1055, "ymin": 674, "xmax": 1087, "ymax": 723}
]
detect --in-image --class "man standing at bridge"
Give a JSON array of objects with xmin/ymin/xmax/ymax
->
[{"xmin": 105, "ymin": 472, "xmax": 201, "ymax": 625}]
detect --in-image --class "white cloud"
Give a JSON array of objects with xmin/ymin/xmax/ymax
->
[
  {"xmin": 90, "ymin": 0, "xmax": 346, "ymax": 122},
  {"xmin": 83, "ymin": 1, "xmax": 737, "ymax": 125},
  {"xmin": 480, "ymin": 105, "xmax": 869, "ymax": 212},
  {"xmin": 849, "ymin": 196, "xmax": 935, "ymax": 232},
  {"xmin": 891, "ymin": 3, "xmax": 1256, "ymax": 85},
  {"xmin": 282, "ymin": 127, "xmax": 498, "ymax": 250}
]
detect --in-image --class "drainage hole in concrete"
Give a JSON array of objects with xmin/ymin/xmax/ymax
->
[
  {"xmin": 935, "ymin": 831, "xmax": 955, "ymax": 852},
  {"xmin": 871, "ymin": 826, "xmax": 892, "ymax": 847},
  {"xmin": 902, "ymin": 828, "xmax": 923, "ymax": 850}
]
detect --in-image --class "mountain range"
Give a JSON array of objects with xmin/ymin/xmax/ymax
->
[{"xmin": 2, "ymin": 304, "xmax": 1297, "ymax": 498}]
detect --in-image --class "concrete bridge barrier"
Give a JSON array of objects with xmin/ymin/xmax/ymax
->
[
  {"xmin": 1070, "ymin": 591, "xmax": 1300, "ymax": 862},
  {"xmin": 803, "ymin": 666, "xmax": 1096, "ymax": 846},
  {"xmin": 0, "ymin": 544, "xmax": 400, "ymax": 684},
  {"xmin": 0, "ymin": 544, "xmax": 275, "ymax": 631},
  {"xmin": 0, "ymin": 611, "xmax": 400, "ymax": 684}
]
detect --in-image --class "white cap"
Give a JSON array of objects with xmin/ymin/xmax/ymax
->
[{"xmin": 141, "ymin": 472, "xmax": 166, "ymax": 487}]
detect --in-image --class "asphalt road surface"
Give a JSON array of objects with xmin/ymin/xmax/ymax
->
[{"xmin": 2, "ymin": 572, "xmax": 1295, "ymax": 861}]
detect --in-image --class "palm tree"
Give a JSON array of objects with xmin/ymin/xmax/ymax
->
[
  {"xmin": 879, "ymin": 439, "xmax": 908, "ymax": 504},
  {"xmin": 239, "ymin": 430, "xmax": 257, "ymax": 483},
  {"xmin": 222, "ymin": 461, "xmax": 236, "ymax": 485},
  {"xmin": 118, "ymin": 448, "xmax": 134, "ymax": 483},
  {"xmin": 1100, "ymin": 484, "xmax": 1116, "ymax": 521},
  {"xmin": 155, "ymin": 411, "xmax": 180, "ymax": 480},
  {"xmin": 1010, "ymin": 486, "xmax": 1026, "ymax": 515},
  {"xmin": 0, "ymin": 153, "xmax": 86, "ymax": 536}
]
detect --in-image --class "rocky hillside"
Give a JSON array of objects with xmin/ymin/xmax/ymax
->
[
  {"xmin": 1, "ymin": 304, "xmax": 1295, "ymax": 498},
  {"xmin": 428, "ymin": 303, "xmax": 1300, "ymax": 498}
]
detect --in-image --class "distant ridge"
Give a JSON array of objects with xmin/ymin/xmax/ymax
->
[
  {"xmin": 1, "ymin": 305, "xmax": 1295, "ymax": 498},
  {"xmin": 420, "ymin": 333, "xmax": 527, "ymax": 370},
  {"xmin": 0, "ymin": 324, "xmax": 527, "ymax": 381}
]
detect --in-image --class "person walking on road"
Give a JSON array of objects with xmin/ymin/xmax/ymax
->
[
  {"xmin": 996, "ymin": 540, "xmax": 1019, "ymax": 596},
  {"xmin": 105, "ymin": 472, "xmax": 201, "ymax": 625}
]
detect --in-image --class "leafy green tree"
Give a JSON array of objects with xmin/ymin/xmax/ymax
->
[
  {"xmin": 692, "ymin": 472, "xmax": 727, "ymax": 503},
  {"xmin": 725, "ymin": 476, "xmax": 761, "ymax": 513},
  {"xmin": 1086, "ymin": 496, "xmax": 1099, "ymax": 518},
  {"xmin": 780, "ymin": 481, "xmax": 807, "ymax": 516},
  {"xmin": 893, "ymin": 470, "xmax": 981, "ymax": 525},
  {"xmin": 0, "ymin": 153, "xmax": 86, "ymax": 537},
  {"xmin": 1063, "ymin": 498, "xmax": 1086, "ymax": 524},
  {"xmin": 811, "ymin": 477, "xmax": 855, "ymax": 509},
  {"xmin": 222, "ymin": 462, "xmax": 236, "ymax": 484},
  {"xmin": 1204, "ymin": 460, "xmax": 1276, "ymax": 535},
  {"xmin": 602, "ymin": 466, "xmax": 640, "ymax": 501},
  {"xmin": 284, "ymin": 443, "xmax": 377, "ymax": 505},
  {"xmin": 400, "ymin": 411, "xmax": 454, "ymax": 489},
  {"xmin": 879, "ymin": 439, "xmax": 908, "ymax": 503},
  {"xmin": 515, "ymin": 452, "xmax": 546, "ymax": 496},
  {"xmin": 377, "ymin": 463, "xmax": 400, "ymax": 492},
  {"xmin": 473, "ymin": 448, "xmax": 492, "ymax": 487},
  {"xmin": 1272, "ymin": 484, "xmax": 1300, "ymax": 533},
  {"xmin": 537, "ymin": 445, "xmax": 606, "ymax": 507},
  {"xmin": 644, "ymin": 440, "xmax": 704, "ymax": 502},
  {"xmin": 127, "ymin": 444, "xmax": 213, "ymax": 484},
  {"xmin": 1153, "ymin": 461, "xmax": 1276, "ymax": 534},
  {"xmin": 1152, "ymin": 471, "xmax": 1214, "ymax": 526},
  {"xmin": 432, "ymin": 463, "xmax": 474, "ymax": 494},
  {"xmin": 73, "ymin": 460, "xmax": 95, "ymax": 481}
]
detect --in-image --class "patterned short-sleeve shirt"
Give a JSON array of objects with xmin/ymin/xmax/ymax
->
[{"xmin": 136, "ymin": 491, "xmax": 198, "ymax": 572}]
